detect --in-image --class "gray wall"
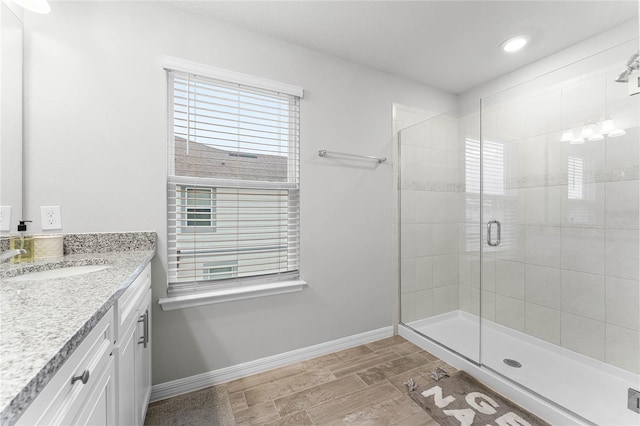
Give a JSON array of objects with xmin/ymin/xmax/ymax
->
[{"xmin": 22, "ymin": 2, "xmax": 456, "ymax": 384}]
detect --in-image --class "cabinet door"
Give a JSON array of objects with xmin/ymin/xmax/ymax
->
[
  {"xmin": 68, "ymin": 357, "xmax": 115, "ymax": 426},
  {"xmin": 117, "ymin": 320, "xmax": 137, "ymax": 426},
  {"xmin": 135, "ymin": 290, "xmax": 152, "ymax": 425},
  {"xmin": 18, "ymin": 310, "xmax": 114, "ymax": 426}
]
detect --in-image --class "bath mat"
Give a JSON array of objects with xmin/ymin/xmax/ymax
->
[{"xmin": 407, "ymin": 370, "xmax": 550, "ymax": 426}]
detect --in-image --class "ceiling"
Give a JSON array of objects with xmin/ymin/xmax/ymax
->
[{"xmin": 168, "ymin": 1, "xmax": 638, "ymax": 94}]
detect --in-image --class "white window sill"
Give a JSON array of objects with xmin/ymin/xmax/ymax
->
[{"xmin": 158, "ymin": 280, "xmax": 308, "ymax": 311}]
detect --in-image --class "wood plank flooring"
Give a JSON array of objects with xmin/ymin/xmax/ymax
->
[{"xmin": 145, "ymin": 336, "xmax": 458, "ymax": 425}]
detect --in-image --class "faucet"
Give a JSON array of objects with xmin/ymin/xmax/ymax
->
[{"xmin": 1, "ymin": 249, "xmax": 26, "ymax": 263}]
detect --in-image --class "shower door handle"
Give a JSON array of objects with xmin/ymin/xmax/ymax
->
[{"xmin": 487, "ymin": 220, "xmax": 501, "ymax": 247}]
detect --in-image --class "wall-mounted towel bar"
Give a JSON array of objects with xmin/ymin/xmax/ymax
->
[{"xmin": 318, "ymin": 149, "xmax": 387, "ymax": 163}]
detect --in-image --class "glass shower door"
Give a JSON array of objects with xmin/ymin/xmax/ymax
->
[
  {"xmin": 399, "ymin": 112, "xmax": 481, "ymax": 364},
  {"xmin": 480, "ymin": 42, "xmax": 640, "ymax": 424}
]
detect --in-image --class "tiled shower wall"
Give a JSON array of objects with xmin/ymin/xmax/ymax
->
[
  {"xmin": 465, "ymin": 61, "xmax": 640, "ymax": 374},
  {"xmin": 400, "ymin": 114, "xmax": 462, "ymax": 323}
]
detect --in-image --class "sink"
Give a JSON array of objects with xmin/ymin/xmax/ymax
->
[{"xmin": 6, "ymin": 265, "xmax": 111, "ymax": 282}]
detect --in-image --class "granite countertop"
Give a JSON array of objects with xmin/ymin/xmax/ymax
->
[{"xmin": 0, "ymin": 233, "xmax": 155, "ymax": 425}]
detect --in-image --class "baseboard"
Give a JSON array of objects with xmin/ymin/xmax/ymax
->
[{"xmin": 150, "ymin": 326, "xmax": 394, "ymax": 403}]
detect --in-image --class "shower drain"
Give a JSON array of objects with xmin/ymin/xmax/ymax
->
[{"xmin": 503, "ymin": 358, "xmax": 522, "ymax": 368}]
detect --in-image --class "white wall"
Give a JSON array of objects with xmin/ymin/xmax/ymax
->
[{"xmin": 22, "ymin": 1, "xmax": 456, "ymax": 384}]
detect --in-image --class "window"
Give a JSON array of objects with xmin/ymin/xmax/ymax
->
[
  {"xmin": 183, "ymin": 187, "xmax": 215, "ymax": 229},
  {"xmin": 203, "ymin": 261, "xmax": 238, "ymax": 280},
  {"xmin": 166, "ymin": 61, "xmax": 301, "ymax": 296}
]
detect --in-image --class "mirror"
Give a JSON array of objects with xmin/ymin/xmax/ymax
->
[{"xmin": 0, "ymin": 0, "xmax": 23, "ymax": 236}]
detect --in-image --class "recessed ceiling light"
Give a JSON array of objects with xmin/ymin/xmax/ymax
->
[{"xmin": 501, "ymin": 35, "xmax": 530, "ymax": 53}]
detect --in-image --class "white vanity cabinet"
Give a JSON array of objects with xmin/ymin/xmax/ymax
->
[
  {"xmin": 134, "ymin": 290, "xmax": 151, "ymax": 425},
  {"xmin": 16, "ymin": 308, "xmax": 116, "ymax": 426},
  {"xmin": 115, "ymin": 263, "xmax": 152, "ymax": 426},
  {"xmin": 14, "ymin": 262, "xmax": 152, "ymax": 426}
]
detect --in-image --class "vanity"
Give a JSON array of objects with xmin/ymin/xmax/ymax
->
[
  {"xmin": 0, "ymin": 232, "xmax": 156, "ymax": 426},
  {"xmin": 1, "ymin": 4, "xmax": 155, "ymax": 424}
]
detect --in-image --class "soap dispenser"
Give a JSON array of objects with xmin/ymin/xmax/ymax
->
[{"xmin": 9, "ymin": 220, "xmax": 34, "ymax": 263}]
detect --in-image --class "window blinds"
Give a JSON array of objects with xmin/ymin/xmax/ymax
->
[{"xmin": 167, "ymin": 70, "xmax": 300, "ymax": 294}]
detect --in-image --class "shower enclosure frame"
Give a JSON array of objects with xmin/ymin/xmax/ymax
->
[{"xmin": 395, "ymin": 37, "xmax": 640, "ymax": 426}]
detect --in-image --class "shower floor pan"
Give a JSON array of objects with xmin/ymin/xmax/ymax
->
[{"xmin": 401, "ymin": 311, "xmax": 640, "ymax": 426}]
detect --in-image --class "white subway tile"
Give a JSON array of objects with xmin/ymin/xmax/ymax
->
[
  {"xmin": 561, "ymin": 227, "xmax": 605, "ymax": 275},
  {"xmin": 605, "ymin": 128, "xmax": 640, "ymax": 173},
  {"xmin": 495, "ymin": 226, "xmax": 526, "ymax": 262},
  {"xmin": 605, "ymin": 324, "xmax": 640, "ymax": 374},
  {"xmin": 561, "ymin": 312, "xmax": 605, "ymax": 361},
  {"xmin": 458, "ymin": 253, "xmax": 473, "ymax": 287},
  {"xmin": 523, "ymin": 186, "xmax": 563, "ymax": 226},
  {"xmin": 400, "ymin": 258, "xmax": 416, "ymax": 294},
  {"xmin": 605, "ymin": 229, "xmax": 639, "ymax": 280},
  {"xmin": 605, "ymin": 180, "xmax": 639, "ymax": 230},
  {"xmin": 459, "ymin": 285, "xmax": 471, "ymax": 313},
  {"xmin": 415, "ymin": 256, "xmax": 433, "ymax": 290},
  {"xmin": 562, "ymin": 183, "xmax": 605, "ymax": 228},
  {"xmin": 525, "ymin": 264, "xmax": 562, "ymax": 309},
  {"xmin": 525, "ymin": 225, "xmax": 561, "ymax": 268},
  {"xmin": 401, "ymin": 293, "xmax": 416, "ymax": 323},
  {"xmin": 482, "ymin": 256, "xmax": 496, "ymax": 292},
  {"xmin": 432, "ymin": 223, "xmax": 458, "ymax": 255},
  {"xmin": 517, "ymin": 135, "xmax": 548, "ymax": 180},
  {"xmin": 495, "ymin": 260, "xmax": 525, "ymax": 299},
  {"xmin": 495, "ymin": 294, "xmax": 525, "ymax": 332},
  {"xmin": 566, "ymin": 137, "xmax": 605, "ymax": 182},
  {"xmin": 495, "ymin": 99, "xmax": 527, "ymax": 141},
  {"xmin": 481, "ymin": 290, "xmax": 495, "ymax": 321},
  {"xmin": 400, "ymin": 224, "xmax": 418, "ymax": 258},
  {"xmin": 433, "ymin": 254, "xmax": 459, "ymax": 286},
  {"xmin": 561, "ymin": 270, "xmax": 605, "ymax": 321},
  {"xmin": 525, "ymin": 303, "xmax": 561, "ymax": 345},
  {"xmin": 433, "ymin": 284, "xmax": 459, "ymax": 315},
  {"xmin": 606, "ymin": 276, "xmax": 640, "ymax": 330},
  {"xmin": 400, "ymin": 190, "xmax": 418, "ymax": 224},
  {"xmin": 415, "ymin": 290, "xmax": 434, "ymax": 320},
  {"xmin": 414, "ymin": 224, "xmax": 433, "ymax": 257}
]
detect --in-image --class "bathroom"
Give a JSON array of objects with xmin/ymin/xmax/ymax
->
[{"xmin": 0, "ymin": 1, "xmax": 638, "ymax": 425}]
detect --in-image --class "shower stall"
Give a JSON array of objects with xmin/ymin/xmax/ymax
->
[{"xmin": 397, "ymin": 40, "xmax": 640, "ymax": 425}]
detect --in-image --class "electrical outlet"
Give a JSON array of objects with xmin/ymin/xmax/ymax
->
[
  {"xmin": 0, "ymin": 206, "xmax": 11, "ymax": 232},
  {"xmin": 41, "ymin": 206, "xmax": 62, "ymax": 231}
]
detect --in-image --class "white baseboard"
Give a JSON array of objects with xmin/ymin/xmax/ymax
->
[{"xmin": 150, "ymin": 326, "xmax": 394, "ymax": 403}]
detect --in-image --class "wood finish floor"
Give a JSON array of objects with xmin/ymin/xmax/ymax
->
[{"xmin": 145, "ymin": 336, "xmax": 458, "ymax": 425}]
